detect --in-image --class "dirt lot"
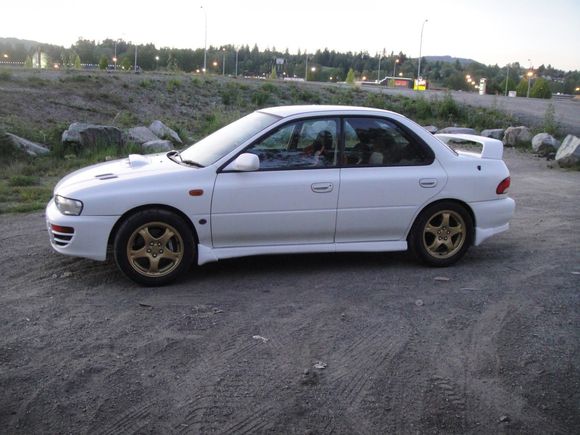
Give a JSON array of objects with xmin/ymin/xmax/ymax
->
[{"xmin": 0, "ymin": 149, "xmax": 578, "ymax": 434}]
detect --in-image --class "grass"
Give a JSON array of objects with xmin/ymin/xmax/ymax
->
[{"xmin": 0, "ymin": 72, "xmax": 537, "ymax": 213}]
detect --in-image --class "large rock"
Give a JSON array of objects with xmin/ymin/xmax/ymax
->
[
  {"xmin": 503, "ymin": 126, "xmax": 532, "ymax": 147},
  {"xmin": 62, "ymin": 123, "xmax": 123, "ymax": 148},
  {"xmin": 127, "ymin": 126, "xmax": 159, "ymax": 145},
  {"xmin": 532, "ymin": 133, "xmax": 560, "ymax": 156},
  {"xmin": 422, "ymin": 125, "xmax": 438, "ymax": 134},
  {"xmin": 149, "ymin": 120, "xmax": 183, "ymax": 145},
  {"xmin": 481, "ymin": 129, "xmax": 505, "ymax": 140},
  {"xmin": 141, "ymin": 140, "xmax": 173, "ymax": 153},
  {"xmin": 6, "ymin": 133, "xmax": 49, "ymax": 156},
  {"xmin": 555, "ymin": 135, "xmax": 580, "ymax": 168},
  {"xmin": 438, "ymin": 127, "xmax": 478, "ymax": 135}
]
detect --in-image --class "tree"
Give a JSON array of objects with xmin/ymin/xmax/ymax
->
[
  {"xmin": 74, "ymin": 54, "xmax": 82, "ymax": 69},
  {"xmin": 269, "ymin": 66, "xmax": 277, "ymax": 80},
  {"xmin": 530, "ymin": 78, "xmax": 552, "ymax": 99},
  {"xmin": 24, "ymin": 55, "xmax": 33, "ymax": 68},
  {"xmin": 98, "ymin": 56, "xmax": 108, "ymax": 70},
  {"xmin": 516, "ymin": 79, "xmax": 529, "ymax": 97},
  {"xmin": 346, "ymin": 68, "xmax": 355, "ymax": 84}
]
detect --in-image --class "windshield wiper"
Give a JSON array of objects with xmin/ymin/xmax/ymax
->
[{"xmin": 167, "ymin": 150, "xmax": 204, "ymax": 167}]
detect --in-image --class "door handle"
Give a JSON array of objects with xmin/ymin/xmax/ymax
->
[
  {"xmin": 419, "ymin": 178, "xmax": 437, "ymax": 188},
  {"xmin": 311, "ymin": 182, "xmax": 334, "ymax": 193}
]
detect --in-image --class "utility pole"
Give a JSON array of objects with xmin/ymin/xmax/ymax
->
[{"xmin": 417, "ymin": 19, "xmax": 428, "ymax": 79}]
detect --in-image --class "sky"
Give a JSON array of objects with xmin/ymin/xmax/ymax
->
[{"xmin": 3, "ymin": 0, "xmax": 580, "ymax": 71}]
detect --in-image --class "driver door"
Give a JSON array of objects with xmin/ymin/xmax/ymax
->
[{"xmin": 211, "ymin": 117, "xmax": 340, "ymax": 248}]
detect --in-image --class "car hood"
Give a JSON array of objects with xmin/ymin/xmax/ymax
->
[{"xmin": 54, "ymin": 153, "xmax": 180, "ymax": 196}]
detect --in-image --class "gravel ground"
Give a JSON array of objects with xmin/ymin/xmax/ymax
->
[{"xmin": 0, "ymin": 149, "xmax": 579, "ymax": 434}]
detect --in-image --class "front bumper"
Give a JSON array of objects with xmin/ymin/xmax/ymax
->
[
  {"xmin": 471, "ymin": 197, "xmax": 516, "ymax": 246},
  {"xmin": 45, "ymin": 199, "xmax": 118, "ymax": 261}
]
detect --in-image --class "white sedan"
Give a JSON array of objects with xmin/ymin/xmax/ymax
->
[{"xmin": 46, "ymin": 105, "xmax": 515, "ymax": 285}]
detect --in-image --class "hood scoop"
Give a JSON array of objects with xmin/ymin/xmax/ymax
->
[
  {"xmin": 127, "ymin": 154, "xmax": 150, "ymax": 168},
  {"xmin": 95, "ymin": 173, "xmax": 118, "ymax": 180}
]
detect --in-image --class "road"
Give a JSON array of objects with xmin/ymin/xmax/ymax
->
[{"xmin": 1, "ymin": 149, "xmax": 579, "ymax": 433}]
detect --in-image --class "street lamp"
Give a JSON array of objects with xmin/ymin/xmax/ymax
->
[
  {"xmin": 201, "ymin": 5, "xmax": 208, "ymax": 73},
  {"xmin": 155, "ymin": 55, "xmax": 159, "ymax": 70},
  {"xmin": 235, "ymin": 46, "xmax": 239, "ymax": 77},
  {"xmin": 393, "ymin": 58, "xmax": 399, "ymax": 79},
  {"xmin": 112, "ymin": 56, "xmax": 117, "ymax": 69},
  {"xmin": 417, "ymin": 18, "xmax": 428, "ymax": 79},
  {"xmin": 305, "ymin": 54, "xmax": 308, "ymax": 81},
  {"xmin": 377, "ymin": 49, "xmax": 385, "ymax": 83},
  {"xmin": 222, "ymin": 48, "xmax": 226, "ymax": 76},
  {"xmin": 526, "ymin": 70, "xmax": 533, "ymax": 98}
]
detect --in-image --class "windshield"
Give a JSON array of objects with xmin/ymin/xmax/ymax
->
[{"xmin": 180, "ymin": 111, "xmax": 279, "ymax": 166}]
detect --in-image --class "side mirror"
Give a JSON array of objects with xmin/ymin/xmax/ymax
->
[{"xmin": 226, "ymin": 153, "xmax": 260, "ymax": 172}]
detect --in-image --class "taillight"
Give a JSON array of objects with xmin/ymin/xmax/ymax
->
[{"xmin": 496, "ymin": 177, "xmax": 510, "ymax": 194}]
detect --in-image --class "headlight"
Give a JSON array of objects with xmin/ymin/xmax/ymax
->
[{"xmin": 55, "ymin": 195, "xmax": 84, "ymax": 216}]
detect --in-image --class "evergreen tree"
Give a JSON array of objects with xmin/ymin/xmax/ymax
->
[
  {"xmin": 24, "ymin": 55, "xmax": 33, "ymax": 68},
  {"xmin": 530, "ymin": 78, "xmax": 552, "ymax": 99},
  {"xmin": 269, "ymin": 66, "xmax": 277, "ymax": 80},
  {"xmin": 346, "ymin": 68, "xmax": 355, "ymax": 84},
  {"xmin": 516, "ymin": 79, "xmax": 529, "ymax": 97},
  {"xmin": 98, "ymin": 56, "xmax": 108, "ymax": 70},
  {"xmin": 74, "ymin": 54, "xmax": 82, "ymax": 69}
]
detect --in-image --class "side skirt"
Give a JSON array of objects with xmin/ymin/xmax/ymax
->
[{"xmin": 197, "ymin": 241, "xmax": 408, "ymax": 265}]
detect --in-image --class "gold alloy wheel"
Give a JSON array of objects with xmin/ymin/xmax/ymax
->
[
  {"xmin": 126, "ymin": 222, "xmax": 184, "ymax": 277},
  {"xmin": 422, "ymin": 210, "xmax": 466, "ymax": 259}
]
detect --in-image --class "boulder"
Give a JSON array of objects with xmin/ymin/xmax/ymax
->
[
  {"xmin": 141, "ymin": 140, "xmax": 173, "ymax": 153},
  {"xmin": 149, "ymin": 120, "xmax": 183, "ymax": 145},
  {"xmin": 555, "ymin": 135, "xmax": 580, "ymax": 168},
  {"xmin": 127, "ymin": 126, "xmax": 159, "ymax": 145},
  {"xmin": 6, "ymin": 133, "xmax": 49, "ymax": 156},
  {"xmin": 481, "ymin": 129, "xmax": 505, "ymax": 140},
  {"xmin": 438, "ymin": 127, "xmax": 478, "ymax": 135},
  {"xmin": 503, "ymin": 126, "xmax": 532, "ymax": 147},
  {"xmin": 532, "ymin": 133, "xmax": 560, "ymax": 156},
  {"xmin": 62, "ymin": 123, "xmax": 123, "ymax": 148},
  {"xmin": 422, "ymin": 125, "xmax": 438, "ymax": 134}
]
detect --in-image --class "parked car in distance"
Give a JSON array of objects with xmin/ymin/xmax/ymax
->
[{"xmin": 46, "ymin": 105, "xmax": 515, "ymax": 285}]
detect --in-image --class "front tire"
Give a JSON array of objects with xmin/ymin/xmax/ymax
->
[
  {"xmin": 409, "ymin": 201, "xmax": 473, "ymax": 267},
  {"xmin": 114, "ymin": 209, "xmax": 195, "ymax": 286}
]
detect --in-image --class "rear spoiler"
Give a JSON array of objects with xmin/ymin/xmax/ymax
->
[{"xmin": 435, "ymin": 134, "xmax": 504, "ymax": 160}]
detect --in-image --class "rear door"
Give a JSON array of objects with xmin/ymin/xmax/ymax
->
[{"xmin": 336, "ymin": 117, "xmax": 447, "ymax": 242}]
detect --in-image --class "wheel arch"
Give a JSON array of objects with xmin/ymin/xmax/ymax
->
[
  {"xmin": 107, "ymin": 204, "xmax": 200, "ymax": 251},
  {"xmin": 407, "ymin": 198, "xmax": 476, "ymax": 245}
]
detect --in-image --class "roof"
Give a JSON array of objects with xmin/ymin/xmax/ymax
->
[{"xmin": 258, "ymin": 105, "xmax": 400, "ymax": 118}]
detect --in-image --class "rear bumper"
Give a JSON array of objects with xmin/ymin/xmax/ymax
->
[
  {"xmin": 471, "ymin": 197, "xmax": 515, "ymax": 246},
  {"xmin": 45, "ymin": 199, "xmax": 118, "ymax": 261}
]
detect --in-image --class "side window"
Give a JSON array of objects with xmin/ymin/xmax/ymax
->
[
  {"xmin": 245, "ymin": 118, "xmax": 338, "ymax": 170},
  {"xmin": 343, "ymin": 117, "xmax": 433, "ymax": 166}
]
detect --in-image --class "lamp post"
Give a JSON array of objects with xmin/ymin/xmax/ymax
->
[
  {"xmin": 114, "ymin": 40, "xmax": 117, "ymax": 70},
  {"xmin": 526, "ymin": 70, "xmax": 533, "ymax": 98},
  {"xmin": 377, "ymin": 49, "xmax": 385, "ymax": 83},
  {"xmin": 504, "ymin": 64, "xmax": 510, "ymax": 96},
  {"xmin": 134, "ymin": 44, "xmax": 138, "ymax": 73},
  {"xmin": 112, "ymin": 56, "xmax": 117, "ymax": 70},
  {"xmin": 235, "ymin": 46, "xmax": 239, "ymax": 77},
  {"xmin": 201, "ymin": 5, "xmax": 207, "ymax": 73},
  {"xmin": 393, "ymin": 58, "xmax": 399, "ymax": 79},
  {"xmin": 305, "ymin": 54, "xmax": 308, "ymax": 81},
  {"xmin": 417, "ymin": 18, "xmax": 428, "ymax": 79},
  {"xmin": 155, "ymin": 55, "xmax": 159, "ymax": 70},
  {"xmin": 222, "ymin": 48, "xmax": 226, "ymax": 76}
]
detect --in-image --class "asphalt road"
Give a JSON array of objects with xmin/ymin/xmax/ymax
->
[
  {"xmin": 1, "ymin": 148, "xmax": 579, "ymax": 433},
  {"xmin": 354, "ymin": 83, "xmax": 580, "ymax": 136}
]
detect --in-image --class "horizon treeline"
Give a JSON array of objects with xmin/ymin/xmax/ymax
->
[{"xmin": 1, "ymin": 37, "xmax": 579, "ymax": 95}]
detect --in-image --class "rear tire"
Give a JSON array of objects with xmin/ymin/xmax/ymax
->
[
  {"xmin": 409, "ymin": 201, "xmax": 473, "ymax": 267},
  {"xmin": 114, "ymin": 209, "xmax": 195, "ymax": 286}
]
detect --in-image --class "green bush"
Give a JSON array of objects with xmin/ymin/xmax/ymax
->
[
  {"xmin": 166, "ymin": 78, "xmax": 181, "ymax": 92},
  {"xmin": 220, "ymin": 82, "xmax": 242, "ymax": 106},
  {"xmin": 0, "ymin": 70, "xmax": 13, "ymax": 81},
  {"xmin": 530, "ymin": 78, "xmax": 552, "ymax": 99},
  {"xmin": 9, "ymin": 175, "xmax": 39, "ymax": 187}
]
